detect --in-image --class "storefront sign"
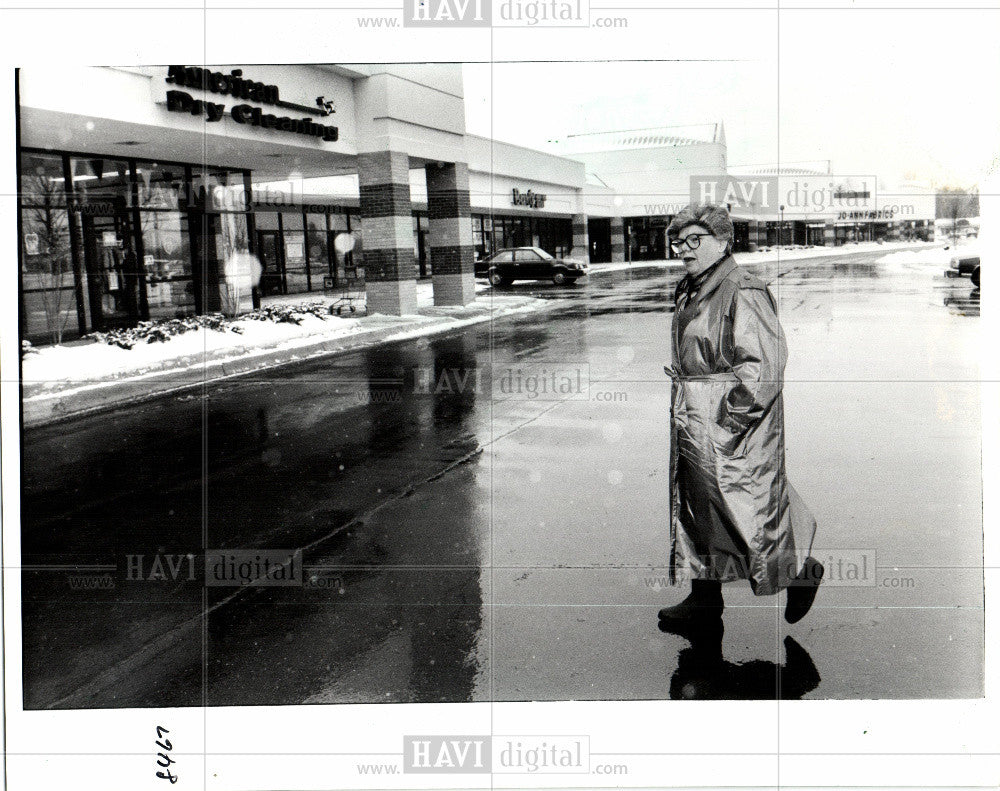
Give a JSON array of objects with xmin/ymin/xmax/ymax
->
[
  {"xmin": 166, "ymin": 66, "xmax": 281, "ymax": 107},
  {"xmin": 165, "ymin": 90, "xmax": 339, "ymax": 142},
  {"xmin": 837, "ymin": 209, "xmax": 895, "ymax": 220},
  {"xmin": 161, "ymin": 66, "xmax": 339, "ymax": 143},
  {"xmin": 512, "ymin": 188, "xmax": 546, "ymax": 208},
  {"xmin": 230, "ymin": 103, "xmax": 339, "ymax": 141}
]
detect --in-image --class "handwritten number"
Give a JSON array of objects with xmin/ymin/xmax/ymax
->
[{"xmin": 155, "ymin": 726, "xmax": 176, "ymax": 783}]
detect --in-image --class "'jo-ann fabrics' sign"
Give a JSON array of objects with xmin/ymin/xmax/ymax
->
[
  {"xmin": 837, "ymin": 209, "xmax": 895, "ymax": 220},
  {"xmin": 161, "ymin": 66, "xmax": 339, "ymax": 143}
]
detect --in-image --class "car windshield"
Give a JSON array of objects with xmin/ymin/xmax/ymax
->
[{"xmin": 531, "ymin": 248, "xmax": 554, "ymax": 259}]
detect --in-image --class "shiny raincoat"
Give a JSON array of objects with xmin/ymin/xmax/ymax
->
[{"xmin": 666, "ymin": 255, "xmax": 816, "ymax": 595}]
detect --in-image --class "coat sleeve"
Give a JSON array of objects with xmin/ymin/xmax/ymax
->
[{"xmin": 722, "ymin": 284, "xmax": 787, "ymax": 431}]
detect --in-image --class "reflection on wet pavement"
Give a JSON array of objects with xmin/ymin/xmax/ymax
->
[
  {"xmin": 21, "ymin": 247, "xmax": 983, "ymax": 707},
  {"xmin": 943, "ymin": 287, "xmax": 980, "ymax": 316},
  {"xmin": 659, "ymin": 620, "xmax": 820, "ymax": 700}
]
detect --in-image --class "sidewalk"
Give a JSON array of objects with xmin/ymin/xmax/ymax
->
[
  {"xmin": 21, "ymin": 240, "xmax": 940, "ymax": 428},
  {"xmin": 21, "ymin": 280, "xmax": 552, "ymax": 428}
]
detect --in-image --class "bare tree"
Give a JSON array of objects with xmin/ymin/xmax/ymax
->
[
  {"xmin": 23, "ymin": 174, "xmax": 75, "ymax": 345},
  {"xmin": 936, "ymin": 187, "xmax": 979, "ymax": 246}
]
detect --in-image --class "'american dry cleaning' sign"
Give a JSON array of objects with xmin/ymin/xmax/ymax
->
[{"xmin": 159, "ymin": 66, "xmax": 339, "ymax": 142}]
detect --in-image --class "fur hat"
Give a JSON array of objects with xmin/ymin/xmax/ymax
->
[{"xmin": 667, "ymin": 203, "xmax": 735, "ymax": 249}]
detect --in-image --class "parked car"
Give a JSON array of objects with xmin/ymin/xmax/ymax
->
[
  {"xmin": 945, "ymin": 252, "xmax": 980, "ymax": 289},
  {"xmin": 477, "ymin": 247, "xmax": 588, "ymax": 286},
  {"xmin": 948, "ymin": 252, "xmax": 979, "ymax": 277},
  {"xmin": 949, "ymin": 252, "xmax": 979, "ymax": 276}
]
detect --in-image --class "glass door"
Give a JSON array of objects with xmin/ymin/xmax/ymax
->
[
  {"xmin": 80, "ymin": 203, "xmax": 141, "ymax": 330},
  {"xmin": 257, "ymin": 230, "xmax": 285, "ymax": 296}
]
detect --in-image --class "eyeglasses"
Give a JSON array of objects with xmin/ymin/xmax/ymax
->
[{"xmin": 669, "ymin": 233, "xmax": 713, "ymax": 253}]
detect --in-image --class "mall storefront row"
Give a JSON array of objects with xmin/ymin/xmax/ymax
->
[
  {"xmin": 20, "ymin": 149, "xmax": 256, "ymax": 346},
  {"xmin": 18, "ymin": 143, "xmax": 932, "ymax": 347},
  {"xmin": 621, "ymin": 215, "xmax": 934, "ymax": 262},
  {"xmin": 18, "ymin": 148, "xmax": 578, "ymax": 345}
]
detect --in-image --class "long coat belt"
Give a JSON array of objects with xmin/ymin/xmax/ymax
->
[{"xmin": 663, "ymin": 366, "xmax": 738, "ymax": 383}]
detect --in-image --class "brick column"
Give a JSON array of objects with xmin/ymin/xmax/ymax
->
[
  {"xmin": 571, "ymin": 213, "xmax": 590, "ymax": 263},
  {"xmin": 610, "ymin": 216, "xmax": 626, "ymax": 263},
  {"xmin": 358, "ymin": 150, "xmax": 418, "ymax": 315},
  {"xmin": 425, "ymin": 162, "xmax": 476, "ymax": 306}
]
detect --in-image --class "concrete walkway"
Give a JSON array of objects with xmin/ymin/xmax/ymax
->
[{"xmin": 21, "ymin": 290, "xmax": 553, "ymax": 428}]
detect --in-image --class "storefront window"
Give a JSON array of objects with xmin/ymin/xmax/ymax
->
[
  {"xmin": 255, "ymin": 211, "xmax": 279, "ymax": 231},
  {"xmin": 349, "ymin": 229, "xmax": 364, "ymax": 279},
  {"xmin": 214, "ymin": 212, "xmax": 250, "ymax": 265},
  {"xmin": 193, "ymin": 168, "xmax": 249, "ymax": 213},
  {"xmin": 326, "ymin": 213, "xmax": 349, "ymax": 282},
  {"xmin": 482, "ymin": 216, "xmax": 494, "ymax": 255},
  {"xmin": 21, "ymin": 151, "xmax": 67, "ymax": 207},
  {"xmin": 625, "ymin": 216, "xmax": 666, "ymax": 261},
  {"xmin": 141, "ymin": 211, "xmax": 194, "ymax": 320},
  {"xmin": 471, "ymin": 216, "xmax": 483, "ymax": 259},
  {"xmin": 134, "ymin": 161, "xmax": 196, "ymax": 320},
  {"xmin": 70, "ymin": 157, "xmax": 132, "ymax": 208},
  {"xmin": 21, "ymin": 204, "xmax": 77, "ymax": 344},
  {"xmin": 306, "ymin": 213, "xmax": 330, "ymax": 286},
  {"xmin": 136, "ymin": 162, "xmax": 186, "ymax": 210},
  {"xmin": 282, "ymin": 226, "xmax": 309, "ymax": 294},
  {"xmin": 191, "ymin": 167, "xmax": 253, "ymax": 312},
  {"xmin": 475, "ymin": 214, "xmax": 569, "ymax": 258},
  {"xmin": 20, "ymin": 151, "xmax": 265, "ymax": 342}
]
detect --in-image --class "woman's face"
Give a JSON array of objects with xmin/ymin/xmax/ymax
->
[{"xmin": 672, "ymin": 223, "xmax": 729, "ymax": 276}]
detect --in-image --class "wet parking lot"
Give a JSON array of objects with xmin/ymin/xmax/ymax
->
[{"xmin": 20, "ymin": 247, "xmax": 983, "ymax": 707}]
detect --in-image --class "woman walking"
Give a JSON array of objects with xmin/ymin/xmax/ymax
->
[{"xmin": 658, "ymin": 203, "xmax": 823, "ymax": 629}]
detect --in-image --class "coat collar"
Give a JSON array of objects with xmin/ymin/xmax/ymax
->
[{"xmin": 675, "ymin": 255, "xmax": 737, "ymax": 306}]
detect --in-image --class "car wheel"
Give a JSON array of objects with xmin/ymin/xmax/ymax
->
[
  {"xmin": 552, "ymin": 271, "xmax": 568, "ymax": 285},
  {"xmin": 971, "ymin": 266, "xmax": 980, "ymax": 288},
  {"xmin": 488, "ymin": 269, "xmax": 507, "ymax": 287}
]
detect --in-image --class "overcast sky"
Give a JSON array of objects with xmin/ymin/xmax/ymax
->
[{"xmin": 462, "ymin": 14, "xmax": 999, "ymax": 189}]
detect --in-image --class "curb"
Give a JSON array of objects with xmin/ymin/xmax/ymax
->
[{"xmin": 22, "ymin": 296, "xmax": 552, "ymax": 429}]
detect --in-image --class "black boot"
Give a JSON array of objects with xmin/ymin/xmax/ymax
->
[
  {"xmin": 658, "ymin": 579, "xmax": 724, "ymax": 625},
  {"xmin": 784, "ymin": 556, "xmax": 824, "ymax": 624}
]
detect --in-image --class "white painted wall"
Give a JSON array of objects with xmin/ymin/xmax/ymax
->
[{"xmin": 571, "ymin": 142, "xmax": 727, "ymax": 217}]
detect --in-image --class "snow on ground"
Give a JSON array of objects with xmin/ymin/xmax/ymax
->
[
  {"xmin": 22, "ymin": 279, "xmax": 508, "ymax": 388},
  {"xmin": 261, "ymin": 278, "xmax": 491, "ymax": 311},
  {"xmin": 22, "ymin": 311, "xmax": 367, "ymax": 386},
  {"xmin": 587, "ymin": 239, "xmax": 938, "ymax": 273},
  {"xmin": 876, "ymin": 241, "xmax": 978, "ymax": 276},
  {"xmin": 736, "ymin": 239, "xmax": 939, "ymax": 265}
]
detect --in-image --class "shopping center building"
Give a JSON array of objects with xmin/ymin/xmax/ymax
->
[{"xmin": 16, "ymin": 64, "xmax": 934, "ymax": 345}]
